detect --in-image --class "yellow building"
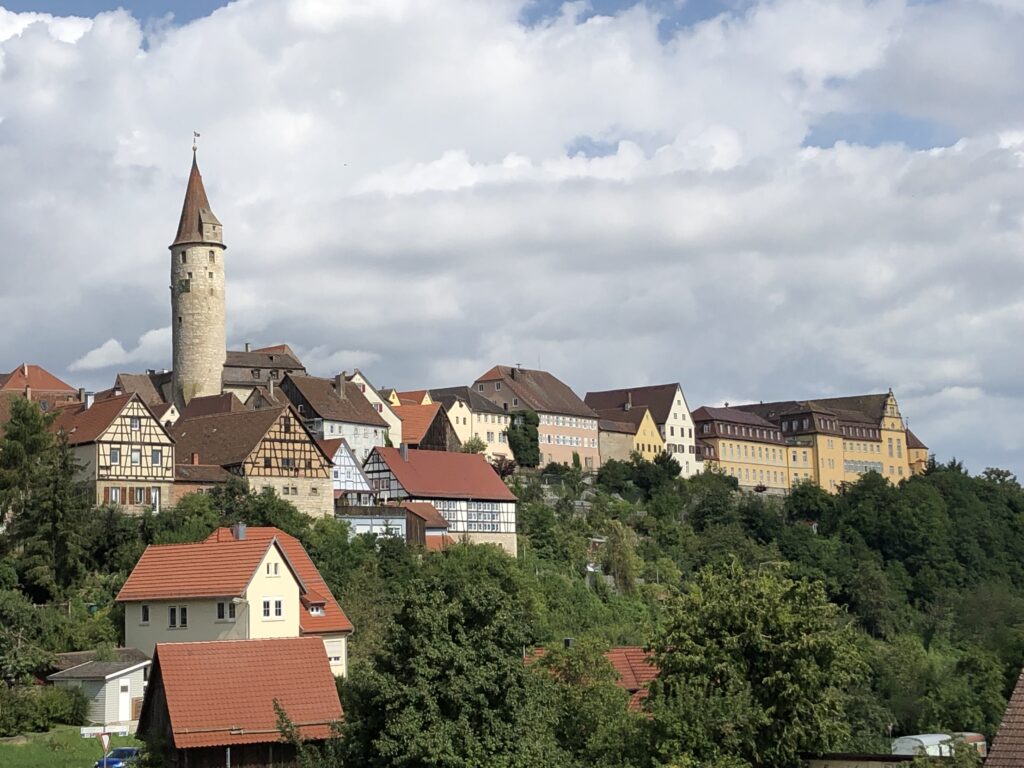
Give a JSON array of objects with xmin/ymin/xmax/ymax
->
[
  {"xmin": 907, "ymin": 429, "xmax": 929, "ymax": 474},
  {"xmin": 592, "ymin": 405, "xmax": 665, "ymax": 462},
  {"xmin": 736, "ymin": 390, "xmax": 920, "ymax": 493},
  {"xmin": 692, "ymin": 406, "xmax": 790, "ymax": 494}
]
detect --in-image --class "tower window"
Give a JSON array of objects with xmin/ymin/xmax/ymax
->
[
  {"xmin": 187, "ymin": 272, "xmax": 193, "ymax": 279},
  {"xmin": 208, "ymin": 271, "xmax": 213, "ymax": 279},
  {"xmin": 178, "ymin": 279, "xmax": 190, "ymax": 293},
  {"xmin": 209, "ymin": 251, "xmax": 215, "ymax": 262},
  {"xmin": 177, "ymin": 316, "xmax": 182, "ymax": 325},
  {"xmin": 181, "ymin": 253, "xmax": 187, "ymax": 264}
]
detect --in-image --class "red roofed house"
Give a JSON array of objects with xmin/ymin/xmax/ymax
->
[
  {"xmin": 527, "ymin": 644, "xmax": 658, "ymax": 712},
  {"xmin": 51, "ymin": 392, "xmax": 175, "ymax": 513},
  {"xmin": 117, "ymin": 524, "xmax": 353, "ymax": 677},
  {"xmin": 137, "ymin": 636, "xmax": 342, "ymax": 768},
  {"xmin": 473, "ymin": 364, "xmax": 600, "ymax": 469},
  {"xmin": 0, "ymin": 362, "xmax": 80, "ymax": 412},
  {"xmin": 392, "ymin": 402, "xmax": 461, "ymax": 452},
  {"xmin": 318, "ymin": 437, "xmax": 375, "ymax": 506},
  {"xmin": 363, "ymin": 446, "xmax": 518, "ymax": 556}
]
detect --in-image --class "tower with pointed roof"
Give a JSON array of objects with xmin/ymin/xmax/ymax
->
[{"xmin": 170, "ymin": 150, "xmax": 226, "ymax": 407}]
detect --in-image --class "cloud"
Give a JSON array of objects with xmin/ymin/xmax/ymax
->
[{"xmin": 0, "ymin": 0, "xmax": 1022, "ymax": 474}]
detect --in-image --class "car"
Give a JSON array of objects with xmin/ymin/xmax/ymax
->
[{"xmin": 94, "ymin": 746, "xmax": 141, "ymax": 767}]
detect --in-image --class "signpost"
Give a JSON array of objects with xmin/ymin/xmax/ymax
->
[{"xmin": 97, "ymin": 731, "xmax": 111, "ymax": 754}]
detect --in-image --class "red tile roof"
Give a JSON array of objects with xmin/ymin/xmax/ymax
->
[
  {"xmin": 527, "ymin": 645, "xmax": 657, "ymax": 711},
  {"xmin": 50, "ymin": 393, "xmax": 139, "ymax": 445},
  {"xmin": 987, "ymin": 665, "xmax": 1024, "ymax": 767},
  {"xmin": 143, "ymin": 637, "xmax": 342, "ymax": 749},
  {"xmin": 205, "ymin": 527, "xmax": 353, "ymax": 635},
  {"xmin": 374, "ymin": 447, "xmax": 516, "ymax": 502},
  {"xmin": 425, "ymin": 533, "xmax": 457, "ymax": 551},
  {"xmin": 0, "ymin": 363, "xmax": 77, "ymax": 394},
  {"xmin": 316, "ymin": 438, "xmax": 345, "ymax": 463},
  {"xmin": 116, "ymin": 536, "xmax": 302, "ymax": 602},
  {"xmin": 395, "ymin": 389, "xmax": 429, "ymax": 405},
  {"xmin": 393, "ymin": 403, "xmax": 444, "ymax": 444}
]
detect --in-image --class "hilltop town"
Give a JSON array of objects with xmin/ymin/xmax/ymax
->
[{"xmin": 1, "ymin": 153, "xmax": 1020, "ymax": 768}]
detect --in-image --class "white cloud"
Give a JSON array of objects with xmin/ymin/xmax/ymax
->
[{"xmin": 0, "ymin": 0, "xmax": 1022, "ymax": 473}]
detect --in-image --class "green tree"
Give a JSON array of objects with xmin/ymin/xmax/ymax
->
[
  {"xmin": 338, "ymin": 544, "xmax": 566, "ymax": 766},
  {"xmin": 461, "ymin": 435, "xmax": 487, "ymax": 454},
  {"xmin": 601, "ymin": 520, "xmax": 641, "ymax": 594},
  {"xmin": 506, "ymin": 411, "xmax": 541, "ymax": 468},
  {"xmin": 647, "ymin": 559, "xmax": 866, "ymax": 768},
  {"xmin": 0, "ymin": 397, "xmax": 55, "ymax": 527}
]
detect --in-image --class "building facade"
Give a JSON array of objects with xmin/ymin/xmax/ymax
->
[
  {"xmin": 0, "ymin": 363, "xmax": 80, "ymax": 412},
  {"xmin": 429, "ymin": 386, "xmax": 513, "ymax": 460},
  {"xmin": 52, "ymin": 392, "xmax": 175, "ymax": 513},
  {"xmin": 318, "ymin": 438, "xmax": 375, "ymax": 506},
  {"xmin": 363, "ymin": 447, "xmax": 518, "ymax": 556},
  {"xmin": 585, "ymin": 383, "xmax": 698, "ymax": 476},
  {"xmin": 692, "ymin": 406, "xmax": 791, "ymax": 494},
  {"xmin": 473, "ymin": 365, "xmax": 600, "ymax": 469},
  {"xmin": 347, "ymin": 370, "xmax": 403, "ymax": 447}
]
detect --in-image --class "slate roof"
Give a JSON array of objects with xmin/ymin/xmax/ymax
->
[
  {"xmin": 591, "ymin": 406, "xmax": 653, "ymax": 435},
  {"xmin": 393, "ymin": 403, "xmax": 445, "ymax": 444},
  {"xmin": 140, "ymin": 637, "xmax": 342, "ymax": 749},
  {"xmin": 599, "ymin": 418, "xmax": 635, "ymax": 435},
  {"xmin": 691, "ymin": 405, "xmax": 780, "ymax": 429},
  {"xmin": 906, "ymin": 429, "xmax": 928, "ymax": 450},
  {"xmin": 47, "ymin": 658, "xmax": 149, "ymax": 681},
  {"xmin": 114, "ymin": 372, "xmax": 171, "ymax": 405},
  {"xmin": 117, "ymin": 536, "xmax": 302, "ymax": 602},
  {"xmin": 52, "ymin": 647, "xmax": 150, "ymax": 672},
  {"xmin": 205, "ymin": 527, "xmax": 353, "ymax": 634},
  {"xmin": 172, "ymin": 153, "xmax": 220, "ymax": 247},
  {"xmin": 50, "ymin": 393, "xmax": 139, "ymax": 445},
  {"xmin": 430, "ymin": 386, "xmax": 506, "ymax": 415},
  {"xmin": 736, "ymin": 394, "xmax": 891, "ymax": 426},
  {"xmin": 224, "ymin": 349, "xmax": 304, "ymax": 371},
  {"xmin": 0, "ymin": 363, "xmax": 77, "ymax": 394},
  {"xmin": 986, "ymin": 665, "xmax": 1024, "ymax": 768},
  {"xmin": 285, "ymin": 374, "xmax": 388, "ymax": 428},
  {"xmin": 171, "ymin": 407, "xmax": 284, "ymax": 467},
  {"xmin": 584, "ymin": 383, "xmax": 682, "ymax": 425},
  {"xmin": 373, "ymin": 447, "xmax": 516, "ymax": 502},
  {"xmin": 475, "ymin": 365, "xmax": 596, "ymax": 418}
]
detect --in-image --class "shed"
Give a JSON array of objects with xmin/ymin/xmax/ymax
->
[{"xmin": 47, "ymin": 657, "xmax": 150, "ymax": 726}]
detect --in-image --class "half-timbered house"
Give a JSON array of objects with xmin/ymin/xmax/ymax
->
[
  {"xmin": 363, "ymin": 446, "xmax": 518, "ymax": 556},
  {"xmin": 51, "ymin": 393, "xmax": 175, "ymax": 513},
  {"xmin": 317, "ymin": 438, "xmax": 375, "ymax": 507},
  {"xmin": 392, "ymin": 402, "xmax": 461, "ymax": 452},
  {"xmin": 171, "ymin": 404, "xmax": 333, "ymax": 517}
]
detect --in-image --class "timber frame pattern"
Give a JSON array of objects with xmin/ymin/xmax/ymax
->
[
  {"xmin": 96, "ymin": 399, "xmax": 175, "ymax": 482},
  {"xmin": 241, "ymin": 408, "xmax": 331, "ymax": 479}
]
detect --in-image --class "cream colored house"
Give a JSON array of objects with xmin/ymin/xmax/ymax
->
[
  {"xmin": 347, "ymin": 369, "xmax": 403, "ymax": 447},
  {"xmin": 429, "ymin": 386, "xmax": 512, "ymax": 460},
  {"xmin": 116, "ymin": 524, "xmax": 354, "ymax": 676}
]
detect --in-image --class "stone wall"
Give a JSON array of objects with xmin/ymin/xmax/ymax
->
[{"xmin": 171, "ymin": 242, "xmax": 226, "ymax": 405}]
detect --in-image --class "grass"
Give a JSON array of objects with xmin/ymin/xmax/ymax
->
[{"xmin": 0, "ymin": 724, "xmax": 142, "ymax": 768}]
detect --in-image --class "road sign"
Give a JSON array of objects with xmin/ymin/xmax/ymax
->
[{"xmin": 96, "ymin": 732, "xmax": 110, "ymax": 753}]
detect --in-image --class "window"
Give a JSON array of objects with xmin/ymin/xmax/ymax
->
[
  {"xmin": 275, "ymin": 599, "xmax": 283, "ymax": 618},
  {"xmin": 140, "ymin": 604, "xmax": 150, "ymax": 624},
  {"xmin": 133, "ymin": 487, "xmax": 145, "ymax": 504},
  {"xmin": 131, "ymin": 448, "xmax": 141, "ymax": 466},
  {"xmin": 263, "ymin": 599, "xmax": 271, "ymax": 618},
  {"xmin": 283, "ymin": 417, "xmax": 292, "ymax": 433},
  {"xmin": 152, "ymin": 448, "xmax": 162, "ymax": 465},
  {"xmin": 217, "ymin": 602, "xmax": 237, "ymax": 621},
  {"xmin": 512, "ymin": 397, "xmax": 519, "ymax": 407},
  {"xmin": 169, "ymin": 606, "xmax": 177, "ymax": 627},
  {"xmin": 180, "ymin": 606, "xmax": 188, "ymax": 627},
  {"xmin": 209, "ymin": 251, "xmax": 215, "ymax": 263},
  {"xmin": 495, "ymin": 382, "xmax": 502, "ymax": 390},
  {"xmin": 180, "ymin": 252, "xmax": 187, "ymax": 264},
  {"xmin": 110, "ymin": 487, "xmax": 121, "ymax": 504},
  {"xmin": 130, "ymin": 417, "xmax": 141, "ymax": 431},
  {"xmin": 477, "ymin": 383, "xmax": 484, "ymax": 392},
  {"xmin": 267, "ymin": 562, "xmax": 280, "ymax": 577},
  {"xmin": 110, "ymin": 447, "xmax": 121, "ymax": 465},
  {"xmin": 264, "ymin": 457, "xmax": 272, "ymax": 469}
]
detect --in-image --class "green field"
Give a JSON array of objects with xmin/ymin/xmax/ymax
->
[{"xmin": 0, "ymin": 725, "xmax": 143, "ymax": 768}]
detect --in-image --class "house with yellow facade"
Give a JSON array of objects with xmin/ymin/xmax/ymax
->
[
  {"xmin": 429, "ymin": 386, "xmax": 513, "ymax": 460},
  {"xmin": 692, "ymin": 406, "xmax": 791, "ymax": 494},
  {"xmin": 116, "ymin": 523, "xmax": 353, "ymax": 677},
  {"xmin": 591, "ymin": 404, "xmax": 665, "ymax": 462}
]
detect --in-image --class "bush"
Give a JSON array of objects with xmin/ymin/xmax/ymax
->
[
  {"xmin": 0, "ymin": 684, "xmax": 88, "ymax": 736},
  {"xmin": 38, "ymin": 684, "xmax": 88, "ymax": 726}
]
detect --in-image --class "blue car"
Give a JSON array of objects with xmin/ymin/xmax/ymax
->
[{"xmin": 94, "ymin": 746, "xmax": 141, "ymax": 767}]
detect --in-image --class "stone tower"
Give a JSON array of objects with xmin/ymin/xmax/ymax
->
[{"xmin": 170, "ymin": 151, "xmax": 226, "ymax": 407}]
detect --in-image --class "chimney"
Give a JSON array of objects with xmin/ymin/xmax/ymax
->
[
  {"xmin": 625, "ymin": 392, "xmax": 632, "ymax": 411},
  {"xmin": 77, "ymin": 387, "xmax": 86, "ymax": 403},
  {"xmin": 335, "ymin": 373, "xmax": 347, "ymax": 399},
  {"xmin": 84, "ymin": 392, "xmax": 94, "ymax": 409},
  {"xmin": 563, "ymin": 637, "xmax": 575, "ymax": 649},
  {"xmin": 244, "ymin": 342, "xmax": 251, "ymax": 353},
  {"xmin": 190, "ymin": 452, "xmax": 200, "ymax": 465},
  {"xmin": 232, "ymin": 522, "xmax": 247, "ymax": 541},
  {"xmin": 400, "ymin": 444, "xmax": 409, "ymax": 462},
  {"xmin": 113, "ymin": 386, "xmax": 123, "ymax": 397},
  {"xmin": 24, "ymin": 385, "xmax": 32, "ymax": 400},
  {"xmin": 268, "ymin": 378, "xmax": 275, "ymax": 399},
  {"xmin": 21, "ymin": 362, "xmax": 28, "ymax": 376}
]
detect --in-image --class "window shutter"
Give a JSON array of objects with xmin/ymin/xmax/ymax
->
[
  {"xmin": 103, "ymin": 487, "xmax": 110, "ymax": 503},
  {"xmin": 122, "ymin": 486, "xmax": 128, "ymax": 503},
  {"xmin": 146, "ymin": 488, "xmax": 152, "ymax": 504}
]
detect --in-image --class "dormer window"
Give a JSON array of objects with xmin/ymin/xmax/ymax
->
[
  {"xmin": 131, "ymin": 417, "xmax": 141, "ymax": 431},
  {"xmin": 309, "ymin": 605, "xmax": 325, "ymax": 616}
]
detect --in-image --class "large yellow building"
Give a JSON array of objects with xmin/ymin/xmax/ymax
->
[
  {"xmin": 592, "ymin": 404, "xmax": 665, "ymax": 462},
  {"xmin": 692, "ymin": 406, "xmax": 791, "ymax": 494},
  {"xmin": 736, "ymin": 390, "xmax": 923, "ymax": 493}
]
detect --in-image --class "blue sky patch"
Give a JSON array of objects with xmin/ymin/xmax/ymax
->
[{"xmin": 804, "ymin": 111, "xmax": 959, "ymax": 151}]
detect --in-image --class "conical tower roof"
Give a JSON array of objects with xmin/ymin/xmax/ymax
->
[{"xmin": 172, "ymin": 152, "xmax": 221, "ymax": 247}]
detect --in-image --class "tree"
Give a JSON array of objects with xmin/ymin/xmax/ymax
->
[
  {"xmin": 460, "ymin": 435, "xmax": 487, "ymax": 454},
  {"xmin": 338, "ymin": 545, "xmax": 567, "ymax": 766},
  {"xmin": 0, "ymin": 398, "xmax": 55, "ymax": 527},
  {"xmin": 647, "ymin": 559, "xmax": 866, "ymax": 768},
  {"xmin": 601, "ymin": 520, "xmax": 641, "ymax": 594},
  {"xmin": 506, "ymin": 411, "xmax": 541, "ymax": 468},
  {"xmin": 491, "ymin": 456, "xmax": 517, "ymax": 479}
]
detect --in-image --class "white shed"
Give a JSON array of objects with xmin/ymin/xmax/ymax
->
[{"xmin": 47, "ymin": 657, "xmax": 150, "ymax": 726}]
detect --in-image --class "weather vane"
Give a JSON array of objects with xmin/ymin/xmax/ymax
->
[{"xmin": 192, "ymin": 130, "xmax": 201, "ymax": 153}]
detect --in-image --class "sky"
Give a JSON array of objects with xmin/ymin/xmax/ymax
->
[{"xmin": 1, "ymin": 0, "xmax": 1022, "ymax": 476}]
